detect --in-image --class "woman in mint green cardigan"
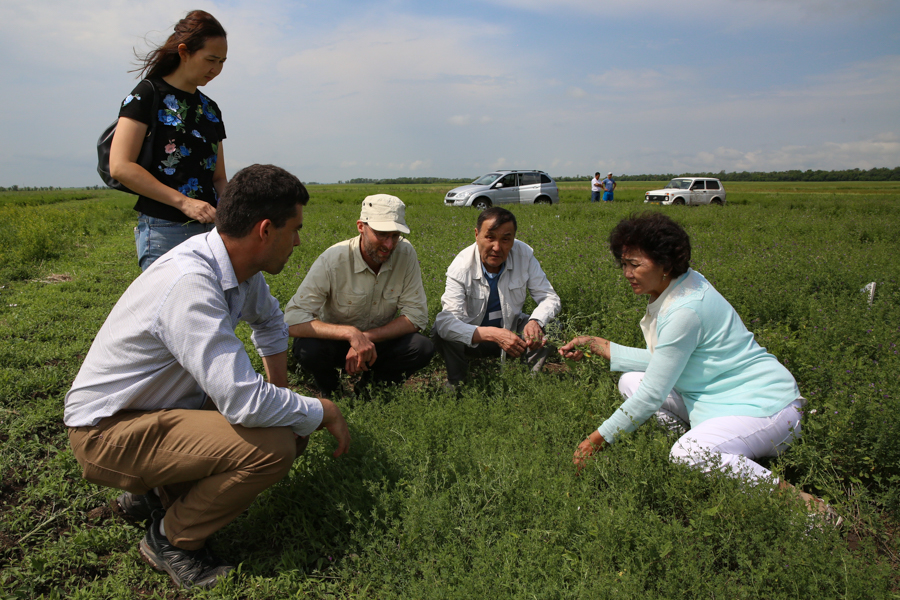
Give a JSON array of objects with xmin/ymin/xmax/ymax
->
[{"xmin": 560, "ymin": 213, "xmax": 831, "ymax": 514}]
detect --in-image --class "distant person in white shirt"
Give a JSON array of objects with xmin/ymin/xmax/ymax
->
[
  {"xmin": 283, "ymin": 195, "xmax": 434, "ymax": 396},
  {"xmin": 591, "ymin": 172, "xmax": 603, "ymax": 203},
  {"xmin": 64, "ymin": 164, "xmax": 350, "ymax": 590},
  {"xmin": 432, "ymin": 207, "xmax": 562, "ymax": 388}
]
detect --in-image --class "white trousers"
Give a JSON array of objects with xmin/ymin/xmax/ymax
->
[{"xmin": 618, "ymin": 372, "xmax": 803, "ymax": 484}]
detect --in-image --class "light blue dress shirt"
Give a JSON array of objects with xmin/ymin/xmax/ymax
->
[{"xmin": 64, "ymin": 229, "xmax": 323, "ymax": 437}]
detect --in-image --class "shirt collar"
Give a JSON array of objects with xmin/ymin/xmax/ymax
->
[
  {"xmin": 350, "ymin": 235, "xmax": 394, "ymax": 275},
  {"xmin": 481, "ymin": 261, "xmax": 505, "ymax": 279},
  {"xmin": 208, "ymin": 228, "xmax": 240, "ymax": 292}
]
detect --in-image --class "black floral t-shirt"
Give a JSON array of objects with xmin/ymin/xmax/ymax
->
[{"xmin": 118, "ymin": 78, "xmax": 226, "ymax": 222}]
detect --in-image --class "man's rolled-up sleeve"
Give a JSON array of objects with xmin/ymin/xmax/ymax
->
[
  {"xmin": 284, "ymin": 255, "xmax": 330, "ymax": 328},
  {"xmin": 398, "ymin": 247, "xmax": 429, "ymax": 332},
  {"xmin": 155, "ymin": 273, "xmax": 323, "ymax": 436}
]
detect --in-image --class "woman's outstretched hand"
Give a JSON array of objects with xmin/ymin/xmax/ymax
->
[
  {"xmin": 559, "ymin": 336, "xmax": 612, "ymax": 361},
  {"xmin": 573, "ymin": 430, "xmax": 606, "ymax": 472}
]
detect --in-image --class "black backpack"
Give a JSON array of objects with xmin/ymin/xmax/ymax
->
[{"xmin": 96, "ymin": 80, "xmax": 160, "ymax": 194}]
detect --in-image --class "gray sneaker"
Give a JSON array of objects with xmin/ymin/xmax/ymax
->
[
  {"xmin": 139, "ymin": 511, "xmax": 233, "ymax": 589},
  {"xmin": 114, "ymin": 491, "xmax": 163, "ymax": 523}
]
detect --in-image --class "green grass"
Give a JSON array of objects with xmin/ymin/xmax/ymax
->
[{"xmin": 1, "ymin": 184, "xmax": 898, "ymax": 598}]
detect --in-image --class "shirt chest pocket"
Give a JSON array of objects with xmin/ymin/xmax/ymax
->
[
  {"xmin": 334, "ymin": 293, "xmax": 367, "ymax": 322},
  {"xmin": 505, "ymin": 281, "xmax": 527, "ymax": 311},
  {"xmin": 465, "ymin": 284, "xmax": 488, "ymax": 317}
]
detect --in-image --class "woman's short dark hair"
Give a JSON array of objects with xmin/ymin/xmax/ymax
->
[
  {"xmin": 609, "ymin": 212, "xmax": 691, "ymax": 278},
  {"xmin": 216, "ymin": 165, "xmax": 309, "ymax": 238},
  {"xmin": 135, "ymin": 10, "xmax": 227, "ymax": 80}
]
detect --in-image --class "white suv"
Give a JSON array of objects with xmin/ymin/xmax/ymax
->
[
  {"xmin": 444, "ymin": 170, "xmax": 560, "ymax": 209},
  {"xmin": 644, "ymin": 178, "xmax": 726, "ymax": 206}
]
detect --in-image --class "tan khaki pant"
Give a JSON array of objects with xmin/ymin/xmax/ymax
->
[{"xmin": 68, "ymin": 409, "xmax": 300, "ymax": 550}]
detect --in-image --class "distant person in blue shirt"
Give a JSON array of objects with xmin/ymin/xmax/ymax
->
[
  {"xmin": 601, "ymin": 172, "xmax": 616, "ymax": 201},
  {"xmin": 560, "ymin": 212, "xmax": 838, "ymax": 521}
]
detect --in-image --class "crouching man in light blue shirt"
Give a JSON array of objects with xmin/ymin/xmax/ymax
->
[{"xmin": 64, "ymin": 164, "xmax": 350, "ymax": 590}]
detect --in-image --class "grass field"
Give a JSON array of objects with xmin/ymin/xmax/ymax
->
[{"xmin": 1, "ymin": 182, "xmax": 898, "ymax": 598}]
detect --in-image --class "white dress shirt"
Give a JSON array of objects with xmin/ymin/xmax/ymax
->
[{"xmin": 64, "ymin": 229, "xmax": 323, "ymax": 437}]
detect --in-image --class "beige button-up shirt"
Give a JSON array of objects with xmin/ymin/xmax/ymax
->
[{"xmin": 283, "ymin": 236, "xmax": 429, "ymax": 333}]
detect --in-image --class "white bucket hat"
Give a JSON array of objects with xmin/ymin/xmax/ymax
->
[{"xmin": 359, "ymin": 194, "xmax": 410, "ymax": 234}]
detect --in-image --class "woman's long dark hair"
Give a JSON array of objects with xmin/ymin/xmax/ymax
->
[{"xmin": 133, "ymin": 10, "xmax": 226, "ymax": 80}]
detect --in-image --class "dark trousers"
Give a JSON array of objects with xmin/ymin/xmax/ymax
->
[{"xmin": 292, "ymin": 332, "xmax": 435, "ymax": 394}]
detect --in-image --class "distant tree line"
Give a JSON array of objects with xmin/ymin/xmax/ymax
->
[
  {"xmin": 4, "ymin": 167, "xmax": 898, "ymax": 191},
  {"xmin": 336, "ymin": 177, "xmax": 473, "ymax": 185},
  {"xmin": 556, "ymin": 166, "xmax": 900, "ymax": 182},
  {"xmin": 0, "ymin": 185, "xmax": 79, "ymax": 192}
]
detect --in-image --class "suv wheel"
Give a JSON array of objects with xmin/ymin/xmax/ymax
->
[
  {"xmin": 472, "ymin": 198, "xmax": 492, "ymax": 210},
  {"xmin": 711, "ymin": 198, "xmax": 723, "ymax": 206},
  {"xmin": 673, "ymin": 197, "xmax": 685, "ymax": 206},
  {"xmin": 534, "ymin": 197, "xmax": 552, "ymax": 205}
]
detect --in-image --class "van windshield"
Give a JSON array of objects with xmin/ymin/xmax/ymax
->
[
  {"xmin": 473, "ymin": 173, "xmax": 502, "ymax": 186},
  {"xmin": 665, "ymin": 179, "xmax": 692, "ymax": 190}
]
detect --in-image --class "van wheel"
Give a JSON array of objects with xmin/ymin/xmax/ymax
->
[
  {"xmin": 673, "ymin": 197, "xmax": 685, "ymax": 206},
  {"xmin": 473, "ymin": 198, "xmax": 492, "ymax": 210},
  {"xmin": 535, "ymin": 197, "xmax": 552, "ymax": 205}
]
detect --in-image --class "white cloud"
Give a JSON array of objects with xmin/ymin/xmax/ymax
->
[
  {"xmin": 0, "ymin": 0, "xmax": 897, "ymax": 186},
  {"xmin": 408, "ymin": 159, "xmax": 432, "ymax": 171}
]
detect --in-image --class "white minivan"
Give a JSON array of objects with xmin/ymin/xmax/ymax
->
[{"xmin": 645, "ymin": 178, "xmax": 726, "ymax": 206}]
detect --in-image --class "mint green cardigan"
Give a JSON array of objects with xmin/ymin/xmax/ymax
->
[{"xmin": 599, "ymin": 270, "xmax": 800, "ymax": 443}]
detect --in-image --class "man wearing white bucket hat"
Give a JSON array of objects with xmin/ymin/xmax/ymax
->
[{"xmin": 284, "ymin": 194, "xmax": 434, "ymax": 396}]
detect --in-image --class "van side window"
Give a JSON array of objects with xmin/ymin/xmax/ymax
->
[
  {"xmin": 499, "ymin": 174, "xmax": 518, "ymax": 188},
  {"xmin": 706, "ymin": 180, "xmax": 720, "ymax": 190},
  {"xmin": 520, "ymin": 173, "xmax": 540, "ymax": 186},
  {"xmin": 690, "ymin": 181, "xmax": 705, "ymax": 190}
]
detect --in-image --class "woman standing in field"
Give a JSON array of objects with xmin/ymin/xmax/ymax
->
[
  {"xmin": 109, "ymin": 10, "xmax": 228, "ymax": 270},
  {"xmin": 560, "ymin": 212, "xmax": 834, "ymax": 516}
]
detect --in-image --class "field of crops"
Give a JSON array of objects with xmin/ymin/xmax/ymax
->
[{"xmin": 1, "ymin": 181, "xmax": 898, "ymax": 598}]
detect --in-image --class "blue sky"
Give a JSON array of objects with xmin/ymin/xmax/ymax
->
[{"xmin": 1, "ymin": 0, "xmax": 898, "ymax": 186}]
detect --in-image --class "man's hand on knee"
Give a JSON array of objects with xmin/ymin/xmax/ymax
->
[
  {"xmin": 346, "ymin": 329, "xmax": 377, "ymax": 373},
  {"xmin": 317, "ymin": 398, "xmax": 351, "ymax": 457}
]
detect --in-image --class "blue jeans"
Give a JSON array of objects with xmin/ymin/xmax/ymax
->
[
  {"xmin": 590, "ymin": 191, "xmax": 601, "ymax": 203},
  {"xmin": 134, "ymin": 214, "xmax": 214, "ymax": 271},
  {"xmin": 603, "ymin": 191, "xmax": 614, "ymax": 202}
]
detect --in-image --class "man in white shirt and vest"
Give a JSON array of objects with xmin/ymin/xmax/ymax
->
[
  {"xmin": 284, "ymin": 195, "xmax": 434, "ymax": 396},
  {"xmin": 64, "ymin": 164, "xmax": 350, "ymax": 590},
  {"xmin": 432, "ymin": 207, "xmax": 562, "ymax": 388}
]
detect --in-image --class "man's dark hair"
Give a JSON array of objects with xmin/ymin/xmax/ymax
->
[
  {"xmin": 216, "ymin": 164, "xmax": 309, "ymax": 238},
  {"xmin": 477, "ymin": 206, "xmax": 517, "ymax": 233},
  {"xmin": 609, "ymin": 212, "xmax": 691, "ymax": 278}
]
